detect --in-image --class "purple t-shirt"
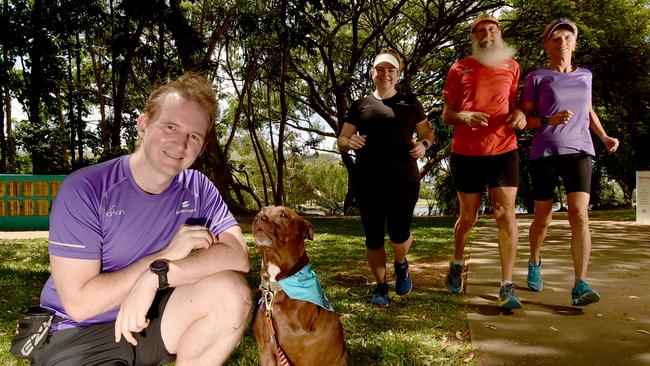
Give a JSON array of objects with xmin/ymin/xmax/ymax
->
[
  {"xmin": 40, "ymin": 155, "xmax": 238, "ymax": 330},
  {"xmin": 521, "ymin": 67, "xmax": 595, "ymax": 160}
]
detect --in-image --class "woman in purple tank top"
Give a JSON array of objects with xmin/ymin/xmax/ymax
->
[{"xmin": 520, "ymin": 18, "xmax": 619, "ymax": 307}]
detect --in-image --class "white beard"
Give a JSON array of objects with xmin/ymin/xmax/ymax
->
[{"xmin": 471, "ymin": 36, "xmax": 516, "ymax": 68}]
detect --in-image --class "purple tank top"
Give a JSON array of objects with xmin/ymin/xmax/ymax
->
[{"xmin": 521, "ymin": 67, "xmax": 595, "ymax": 160}]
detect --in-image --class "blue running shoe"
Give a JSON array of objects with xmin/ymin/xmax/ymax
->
[
  {"xmin": 497, "ymin": 282, "xmax": 523, "ymax": 309},
  {"xmin": 394, "ymin": 259, "xmax": 413, "ymax": 296},
  {"xmin": 446, "ymin": 260, "xmax": 464, "ymax": 294},
  {"xmin": 370, "ymin": 284, "xmax": 389, "ymax": 308},
  {"xmin": 571, "ymin": 280, "xmax": 600, "ymax": 306},
  {"xmin": 527, "ymin": 259, "xmax": 543, "ymax": 292}
]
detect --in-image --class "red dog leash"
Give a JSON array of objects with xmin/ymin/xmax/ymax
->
[{"xmin": 260, "ymin": 288, "xmax": 291, "ymax": 366}]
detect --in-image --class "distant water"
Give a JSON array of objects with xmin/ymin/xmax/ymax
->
[{"xmin": 413, "ymin": 204, "xmax": 529, "ymax": 216}]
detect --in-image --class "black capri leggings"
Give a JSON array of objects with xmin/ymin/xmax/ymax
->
[{"xmin": 356, "ymin": 178, "xmax": 420, "ymax": 250}]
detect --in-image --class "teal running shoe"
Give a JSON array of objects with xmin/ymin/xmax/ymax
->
[
  {"xmin": 527, "ymin": 259, "xmax": 543, "ymax": 292},
  {"xmin": 497, "ymin": 282, "xmax": 523, "ymax": 309},
  {"xmin": 394, "ymin": 258, "xmax": 413, "ymax": 296},
  {"xmin": 446, "ymin": 261, "xmax": 464, "ymax": 294},
  {"xmin": 571, "ymin": 280, "xmax": 600, "ymax": 306}
]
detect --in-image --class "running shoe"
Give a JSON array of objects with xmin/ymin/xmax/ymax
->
[
  {"xmin": 446, "ymin": 260, "xmax": 464, "ymax": 294},
  {"xmin": 527, "ymin": 259, "xmax": 543, "ymax": 292},
  {"xmin": 571, "ymin": 280, "xmax": 600, "ymax": 306},
  {"xmin": 370, "ymin": 284, "xmax": 389, "ymax": 308},
  {"xmin": 394, "ymin": 258, "xmax": 413, "ymax": 296},
  {"xmin": 497, "ymin": 282, "xmax": 523, "ymax": 309}
]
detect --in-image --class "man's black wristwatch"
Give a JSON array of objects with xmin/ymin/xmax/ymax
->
[
  {"xmin": 150, "ymin": 259, "xmax": 170, "ymax": 290},
  {"xmin": 541, "ymin": 116, "xmax": 550, "ymax": 126},
  {"xmin": 421, "ymin": 140, "xmax": 429, "ymax": 149}
]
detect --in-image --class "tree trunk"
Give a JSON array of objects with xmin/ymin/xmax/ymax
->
[
  {"xmin": 89, "ymin": 37, "xmax": 109, "ymax": 152},
  {"xmin": 27, "ymin": 0, "xmax": 44, "ymax": 173},
  {"xmin": 75, "ymin": 33, "xmax": 85, "ymax": 167},
  {"xmin": 274, "ymin": 0, "xmax": 288, "ymax": 206},
  {"xmin": 54, "ymin": 80, "xmax": 70, "ymax": 170},
  {"xmin": 1, "ymin": 0, "xmax": 8, "ymax": 171},
  {"xmin": 66, "ymin": 52, "xmax": 76, "ymax": 166},
  {"xmin": 0, "ymin": 85, "xmax": 4, "ymax": 173},
  {"xmin": 112, "ymin": 19, "xmax": 145, "ymax": 151}
]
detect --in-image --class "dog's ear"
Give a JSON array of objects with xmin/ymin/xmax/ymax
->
[{"xmin": 303, "ymin": 219, "xmax": 314, "ymax": 240}]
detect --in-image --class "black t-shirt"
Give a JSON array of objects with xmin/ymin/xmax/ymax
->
[{"xmin": 346, "ymin": 92, "xmax": 426, "ymax": 182}]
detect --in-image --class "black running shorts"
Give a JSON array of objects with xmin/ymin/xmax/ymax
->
[
  {"xmin": 450, "ymin": 149, "xmax": 520, "ymax": 194},
  {"xmin": 530, "ymin": 153, "xmax": 593, "ymax": 201},
  {"xmin": 32, "ymin": 288, "xmax": 176, "ymax": 366}
]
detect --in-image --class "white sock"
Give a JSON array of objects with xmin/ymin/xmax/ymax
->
[
  {"xmin": 501, "ymin": 280, "xmax": 513, "ymax": 287},
  {"xmin": 452, "ymin": 258, "xmax": 464, "ymax": 266}
]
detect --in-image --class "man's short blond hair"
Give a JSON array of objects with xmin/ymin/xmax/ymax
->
[{"xmin": 143, "ymin": 73, "xmax": 218, "ymax": 139}]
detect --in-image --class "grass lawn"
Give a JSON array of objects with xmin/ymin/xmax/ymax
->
[{"xmin": 0, "ymin": 215, "xmax": 474, "ymax": 365}]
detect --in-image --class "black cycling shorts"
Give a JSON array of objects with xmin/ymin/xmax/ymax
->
[
  {"xmin": 530, "ymin": 153, "xmax": 593, "ymax": 201},
  {"xmin": 32, "ymin": 288, "xmax": 176, "ymax": 366},
  {"xmin": 450, "ymin": 150, "xmax": 520, "ymax": 194}
]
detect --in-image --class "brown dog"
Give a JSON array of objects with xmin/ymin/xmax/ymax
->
[{"xmin": 252, "ymin": 206, "xmax": 349, "ymax": 366}]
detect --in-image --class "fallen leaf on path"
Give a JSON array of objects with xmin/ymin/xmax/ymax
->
[
  {"xmin": 595, "ymin": 313, "xmax": 603, "ymax": 318},
  {"xmin": 623, "ymin": 316, "xmax": 637, "ymax": 321},
  {"xmin": 637, "ymin": 330, "xmax": 649, "ymax": 335},
  {"xmin": 455, "ymin": 331, "xmax": 464, "ymax": 341},
  {"xmin": 550, "ymin": 326, "xmax": 559, "ymax": 331},
  {"xmin": 629, "ymin": 295, "xmax": 639, "ymax": 299},
  {"xmin": 486, "ymin": 324, "xmax": 497, "ymax": 329},
  {"xmin": 463, "ymin": 353, "xmax": 475, "ymax": 363}
]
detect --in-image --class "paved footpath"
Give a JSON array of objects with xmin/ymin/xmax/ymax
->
[
  {"xmin": 0, "ymin": 231, "xmax": 49, "ymax": 239},
  {"xmin": 466, "ymin": 214, "xmax": 650, "ymax": 366}
]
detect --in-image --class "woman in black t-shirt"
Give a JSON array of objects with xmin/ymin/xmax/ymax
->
[{"xmin": 337, "ymin": 48, "xmax": 435, "ymax": 307}]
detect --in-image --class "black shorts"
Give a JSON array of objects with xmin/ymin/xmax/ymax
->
[
  {"xmin": 530, "ymin": 153, "xmax": 593, "ymax": 201},
  {"xmin": 356, "ymin": 179, "xmax": 419, "ymax": 250},
  {"xmin": 32, "ymin": 288, "xmax": 176, "ymax": 366},
  {"xmin": 450, "ymin": 150, "xmax": 520, "ymax": 194}
]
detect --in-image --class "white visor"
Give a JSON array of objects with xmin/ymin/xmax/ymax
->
[{"xmin": 372, "ymin": 54, "xmax": 400, "ymax": 69}]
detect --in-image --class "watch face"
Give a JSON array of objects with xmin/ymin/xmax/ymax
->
[{"xmin": 151, "ymin": 260, "xmax": 168, "ymax": 272}]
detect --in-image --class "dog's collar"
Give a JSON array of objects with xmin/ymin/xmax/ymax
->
[
  {"xmin": 276, "ymin": 251, "xmax": 310, "ymax": 281},
  {"xmin": 260, "ymin": 251, "xmax": 310, "ymax": 292}
]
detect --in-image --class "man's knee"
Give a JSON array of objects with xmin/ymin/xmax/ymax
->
[
  {"xmin": 567, "ymin": 207, "xmax": 589, "ymax": 227},
  {"xmin": 492, "ymin": 202, "xmax": 515, "ymax": 227},
  {"xmin": 210, "ymin": 272, "xmax": 252, "ymax": 326},
  {"xmin": 456, "ymin": 212, "xmax": 478, "ymax": 233}
]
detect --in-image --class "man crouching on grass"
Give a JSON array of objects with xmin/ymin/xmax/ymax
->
[{"xmin": 32, "ymin": 73, "xmax": 251, "ymax": 365}]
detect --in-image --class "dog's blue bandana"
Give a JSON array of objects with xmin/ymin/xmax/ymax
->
[{"xmin": 278, "ymin": 264, "xmax": 334, "ymax": 311}]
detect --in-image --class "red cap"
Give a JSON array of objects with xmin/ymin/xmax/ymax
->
[{"xmin": 471, "ymin": 15, "xmax": 500, "ymax": 32}]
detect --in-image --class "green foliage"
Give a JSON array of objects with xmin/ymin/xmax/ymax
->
[
  {"xmin": 3, "ymin": 0, "xmax": 648, "ymax": 211},
  {"xmin": 12, "ymin": 120, "xmax": 69, "ymax": 174},
  {"xmin": 432, "ymin": 164, "xmax": 458, "ymax": 215},
  {"xmin": 285, "ymin": 155, "xmax": 348, "ymax": 214}
]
